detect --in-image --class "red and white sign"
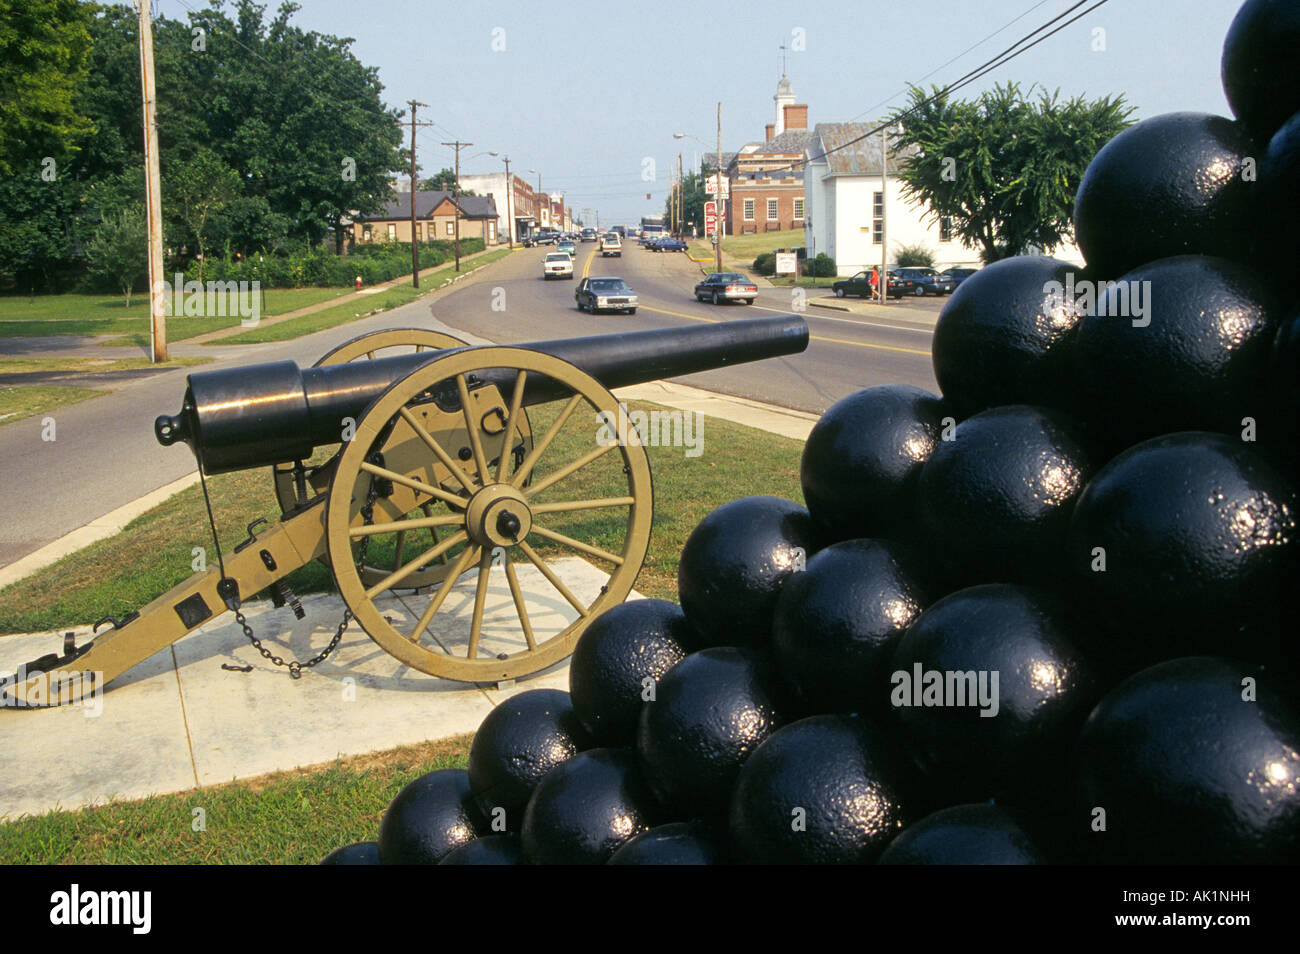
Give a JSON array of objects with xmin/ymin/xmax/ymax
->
[
  {"xmin": 705, "ymin": 175, "xmax": 729, "ymax": 198},
  {"xmin": 704, "ymin": 201, "xmax": 717, "ymax": 236}
]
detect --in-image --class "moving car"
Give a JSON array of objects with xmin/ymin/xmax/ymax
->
[
  {"xmin": 694, "ymin": 272, "xmax": 758, "ymax": 305},
  {"xmin": 542, "ymin": 251, "xmax": 574, "ymax": 279},
  {"xmin": 523, "ymin": 232, "xmax": 556, "ymax": 247},
  {"xmin": 581, "ymin": 228, "xmax": 598, "ymax": 242},
  {"xmin": 575, "ymin": 276, "xmax": 637, "ymax": 314},
  {"xmin": 557, "ymin": 239, "xmax": 577, "ymax": 258},
  {"xmin": 600, "ymin": 233, "xmax": 622, "ymax": 257}
]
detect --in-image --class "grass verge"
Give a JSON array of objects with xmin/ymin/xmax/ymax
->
[
  {"xmin": 0, "ymin": 385, "xmax": 106, "ymax": 427},
  {"xmin": 0, "ymin": 734, "xmax": 474, "ymax": 863},
  {"xmin": 0, "ymin": 356, "xmax": 211, "ymax": 375},
  {"xmin": 213, "ymin": 249, "xmax": 514, "ymax": 345}
]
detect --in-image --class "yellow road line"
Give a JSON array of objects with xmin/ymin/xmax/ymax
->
[
  {"xmin": 581, "ymin": 245, "xmax": 598, "ymax": 279},
  {"xmin": 637, "ymin": 304, "xmax": 930, "ymax": 356}
]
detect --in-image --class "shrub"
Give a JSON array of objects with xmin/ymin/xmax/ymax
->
[
  {"xmin": 752, "ymin": 251, "xmax": 776, "ymax": 276},
  {"xmin": 895, "ymin": 243, "xmax": 935, "ymax": 268},
  {"xmin": 809, "ymin": 252, "xmax": 837, "ymax": 277}
]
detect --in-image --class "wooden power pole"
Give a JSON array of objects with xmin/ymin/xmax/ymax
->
[
  {"xmin": 502, "ymin": 155, "xmax": 513, "ymax": 248},
  {"xmin": 406, "ymin": 100, "xmax": 430, "ymax": 287},
  {"xmin": 137, "ymin": 0, "xmax": 165, "ymax": 362},
  {"xmin": 441, "ymin": 140, "xmax": 472, "ymax": 271},
  {"xmin": 715, "ymin": 101, "xmax": 723, "ymax": 274}
]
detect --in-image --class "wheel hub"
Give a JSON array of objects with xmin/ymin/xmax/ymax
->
[{"xmin": 466, "ymin": 483, "xmax": 533, "ymax": 548}]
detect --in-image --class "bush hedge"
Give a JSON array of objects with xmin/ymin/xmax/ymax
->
[{"xmin": 183, "ymin": 238, "xmax": 487, "ymax": 288}]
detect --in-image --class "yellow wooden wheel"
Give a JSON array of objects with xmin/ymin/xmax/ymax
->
[{"xmin": 324, "ymin": 347, "xmax": 653, "ymax": 682}]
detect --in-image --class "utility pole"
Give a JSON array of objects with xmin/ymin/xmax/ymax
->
[
  {"xmin": 502, "ymin": 156, "xmax": 514, "ymax": 248},
  {"xmin": 715, "ymin": 101, "xmax": 723, "ymax": 274},
  {"xmin": 678, "ymin": 153, "xmax": 684, "ymax": 236},
  {"xmin": 880, "ymin": 124, "xmax": 889, "ymax": 306},
  {"xmin": 441, "ymin": 140, "xmax": 472, "ymax": 270},
  {"xmin": 137, "ymin": 0, "xmax": 165, "ymax": 362},
  {"xmin": 405, "ymin": 100, "xmax": 432, "ymax": 287}
]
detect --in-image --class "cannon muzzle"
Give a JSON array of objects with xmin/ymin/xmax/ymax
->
[{"xmin": 157, "ymin": 316, "xmax": 809, "ymax": 473}]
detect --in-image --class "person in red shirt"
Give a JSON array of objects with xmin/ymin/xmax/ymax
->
[{"xmin": 869, "ymin": 266, "xmax": 880, "ymax": 301}]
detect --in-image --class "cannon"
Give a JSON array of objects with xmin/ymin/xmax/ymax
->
[{"xmin": 2, "ymin": 317, "xmax": 808, "ymax": 706}]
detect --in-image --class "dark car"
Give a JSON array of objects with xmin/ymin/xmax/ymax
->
[
  {"xmin": 694, "ymin": 272, "xmax": 757, "ymax": 305},
  {"xmin": 888, "ymin": 267, "xmax": 951, "ymax": 297},
  {"xmin": 575, "ymin": 276, "xmax": 638, "ymax": 314},
  {"xmin": 523, "ymin": 232, "xmax": 556, "ymax": 247},
  {"xmin": 941, "ymin": 266, "xmax": 978, "ymax": 288},
  {"xmin": 651, "ymin": 237, "xmax": 688, "ymax": 252},
  {"xmin": 831, "ymin": 270, "xmax": 885, "ymax": 299},
  {"xmin": 581, "ymin": 228, "xmax": 598, "ymax": 242}
]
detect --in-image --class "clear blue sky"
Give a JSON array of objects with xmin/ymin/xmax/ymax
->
[{"xmin": 156, "ymin": 0, "xmax": 1244, "ymax": 227}]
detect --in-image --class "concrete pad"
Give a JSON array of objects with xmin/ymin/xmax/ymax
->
[
  {"xmin": 614, "ymin": 380, "xmax": 819, "ymax": 442},
  {"xmin": 0, "ymin": 556, "xmax": 637, "ymax": 816},
  {"xmin": 0, "ymin": 635, "xmax": 193, "ymax": 822}
]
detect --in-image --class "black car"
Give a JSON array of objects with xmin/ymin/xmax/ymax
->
[
  {"xmin": 575, "ymin": 276, "xmax": 638, "ymax": 314},
  {"xmin": 831, "ymin": 270, "xmax": 891, "ymax": 299},
  {"xmin": 891, "ymin": 267, "xmax": 951, "ymax": 297},
  {"xmin": 694, "ymin": 272, "xmax": 758, "ymax": 305}
]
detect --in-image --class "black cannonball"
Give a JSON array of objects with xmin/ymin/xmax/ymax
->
[
  {"xmin": 606, "ymin": 821, "xmax": 722, "ymax": 865},
  {"xmin": 319, "ymin": 841, "xmax": 380, "ymax": 865},
  {"xmin": 1268, "ymin": 310, "xmax": 1300, "ymax": 473},
  {"xmin": 1067, "ymin": 433, "xmax": 1298, "ymax": 668},
  {"xmin": 800, "ymin": 386, "xmax": 948, "ymax": 542},
  {"xmin": 915, "ymin": 405, "xmax": 1094, "ymax": 587},
  {"xmin": 636, "ymin": 647, "xmax": 789, "ymax": 820},
  {"xmin": 569, "ymin": 599, "xmax": 693, "ymax": 747},
  {"xmin": 1076, "ymin": 656, "xmax": 1300, "ymax": 863},
  {"xmin": 930, "ymin": 256, "xmax": 1084, "ymax": 418},
  {"xmin": 677, "ymin": 496, "xmax": 816, "ymax": 648},
  {"xmin": 378, "ymin": 769, "xmax": 485, "ymax": 864},
  {"xmin": 878, "ymin": 804, "xmax": 1053, "ymax": 865},
  {"xmin": 729, "ymin": 714, "xmax": 913, "ymax": 864},
  {"xmin": 1073, "ymin": 112, "xmax": 1257, "ymax": 279},
  {"xmin": 467, "ymin": 688, "xmax": 591, "ymax": 829},
  {"xmin": 1222, "ymin": 0, "xmax": 1300, "ymax": 140},
  {"xmin": 520, "ymin": 748, "xmax": 661, "ymax": 864},
  {"xmin": 1074, "ymin": 255, "xmax": 1280, "ymax": 456},
  {"xmin": 437, "ymin": 834, "xmax": 525, "ymax": 865},
  {"xmin": 772, "ymin": 539, "xmax": 928, "ymax": 717},
  {"xmin": 888, "ymin": 584, "xmax": 1097, "ymax": 806}
]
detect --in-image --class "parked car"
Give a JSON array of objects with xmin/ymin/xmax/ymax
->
[
  {"xmin": 557, "ymin": 239, "xmax": 577, "ymax": 258},
  {"xmin": 652, "ymin": 236, "xmax": 688, "ymax": 252},
  {"xmin": 600, "ymin": 233, "xmax": 622, "ymax": 257},
  {"xmin": 891, "ymin": 266, "xmax": 950, "ymax": 296},
  {"xmin": 575, "ymin": 276, "xmax": 637, "ymax": 314},
  {"xmin": 831, "ymin": 270, "xmax": 880, "ymax": 299},
  {"xmin": 941, "ymin": 266, "xmax": 978, "ymax": 288},
  {"xmin": 581, "ymin": 228, "xmax": 598, "ymax": 242},
  {"xmin": 542, "ymin": 251, "xmax": 574, "ymax": 279},
  {"xmin": 524, "ymin": 232, "xmax": 556, "ymax": 247},
  {"xmin": 694, "ymin": 272, "xmax": 757, "ymax": 305}
]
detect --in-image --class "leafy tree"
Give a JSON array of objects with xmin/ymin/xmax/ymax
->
[
  {"xmin": 667, "ymin": 165, "xmax": 712, "ymax": 236},
  {"xmin": 167, "ymin": 148, "xmax": 241, "ymax": 281},
  {"xmin": 895, "ymin": 243, "xmax": 935, "ymax": 267},
  {"xmin": 888, "ymin": 83, "xmax": 1133, "ymax": 263},
  {"xmin": 0, "ymin": 0, "xmax": 95, "ymax": 177},
  {"xmin": 422, "ymin": 168, "xmax": 476, "ymax": 195},
  {"xmin": 85, "ymin": 204, "xmax": 147, "ymax": 306}
]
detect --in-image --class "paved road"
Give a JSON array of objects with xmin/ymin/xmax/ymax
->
[{"xmin": 0, "ymin": 245, "xmax": 937, "ymax": 569}]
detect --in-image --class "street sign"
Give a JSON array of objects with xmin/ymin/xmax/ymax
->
[
  {"xmin": 705, "ymin": 174, "xmax": 729, "ymax": 198},
  {"xmin": 704, "ymin": 200, "xmax": 717, "ymax": 236}
]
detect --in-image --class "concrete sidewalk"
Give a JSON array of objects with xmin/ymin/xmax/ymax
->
[
  {"xmin": 0, "ymin": 379, "xmax": 817, "ymax": 821},
  {"xmin": 809, "ymin": 293, "xmax": 943, "ymax": 328}
]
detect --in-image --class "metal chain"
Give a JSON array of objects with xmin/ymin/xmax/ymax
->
[{"xmin": 234, "ymin": 474, "xmax": 380, "ymax": 679}]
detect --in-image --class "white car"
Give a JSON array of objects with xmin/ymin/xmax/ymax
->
[
  {"xmin": 600, "ymin": 233, "xmax": 622, "ymax": 257},
  {"xmin": 542, "ymin": 251, "xmax": 574, "ymax": 279}
]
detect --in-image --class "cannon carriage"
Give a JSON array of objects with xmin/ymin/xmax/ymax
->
[{"xmin": 3, "ymin": 317, "xmax": 808, "ymax": 707}]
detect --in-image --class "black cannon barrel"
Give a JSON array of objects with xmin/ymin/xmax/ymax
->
[{"xmin": 155, "ymin": 316, "xmax": 809, "ymax": 473}]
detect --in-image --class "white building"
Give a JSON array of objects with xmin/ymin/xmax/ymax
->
[{"xmin": 803, "ymin": 122, "xmax": 1083, "ymax": 276}]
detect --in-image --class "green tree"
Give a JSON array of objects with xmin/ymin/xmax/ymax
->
[
  {"xmin": 85, "ymin": 204, "xmax": 147, "ymax": 306},
  {"xmin": 888, "ymin": 83, "xmax": 1133, "ymax": 263},
  {"xmin": 667, "ymin": 165, "xmax": 711, "ymax": 236},
  {"xmin": 0, "ymin": 0, "xmax": 95, "ymax": 177},
  {"xmin": 167, "ymin": 148, "xmax": 241, "ymax": 282}
]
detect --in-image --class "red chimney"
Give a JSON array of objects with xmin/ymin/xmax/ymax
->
[
  {"xmin": 783, "ymin": 104, "xmax": 808, "ymax": 130},
  {"xmin": 765, "ymin": 123, "xmax": 775, "ymax": 142}
]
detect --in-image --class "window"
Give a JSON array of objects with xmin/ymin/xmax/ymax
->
[
  {"xmin": 793, "ymin": 198, "xmax": 804, "ymax": 220},
  {"xmin": 872, "ymin": 192, "xmax": 883, "ymax": 245},
  {"xmin": 940, "ymin": 216, "xmax": 953, "ymax": 243},
  {"xmin": 386, "ymin": 223, "xmax": 397, "ymax": 240},
  {"xmin": 743, "ymin": 198, "xmax": 755, "ymax": 221},
  {"xmin": 488, "ymin": 222, "xmax": 496, "ymax": 242},
  {"xmin": 767, "ymin": 198, "xmax": 778, "ymax": 221},
  {"xmin": 446, "ymin": 221, "xmax": 454, "ymax": 235},
  {"xmin": 363, "ymin": 225, "xmax": 372, "ymax": 242}
]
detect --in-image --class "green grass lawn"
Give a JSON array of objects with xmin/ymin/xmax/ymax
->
[
  {"xmin": 687, "ymin": 228, "xmax": 805, "ymax": 263},
  {"xmin": 215, "ymin": 249, "xmax": 514, "ymax": 345},
  {"xmin": 767, "ymin": 275, "xmax": 842, "ymax": 287},
  {"xmin": 0, "ymin": 385, "xmax": 105, "ymax": 426}
]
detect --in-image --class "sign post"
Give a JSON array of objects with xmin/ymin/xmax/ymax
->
[{"xmin": 704, "ymin": 200, "xmax": 717, "ymax": 237}]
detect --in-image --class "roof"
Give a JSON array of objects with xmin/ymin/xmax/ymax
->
[
  {"xmin": 764, "ymin": 128, "xmax": 815, "ymax": 154},
  {"xmin": 358, "ymin": 191, "xmax": 498, "ymax": 221},
  {"xmin": 807, "ymin": 123, "xmax": 917, "ymax": 176},
  {"xmin": 702, "ymin": 152, "xmax": 738, "ymax": 170}
]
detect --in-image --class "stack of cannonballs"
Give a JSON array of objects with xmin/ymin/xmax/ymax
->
[{"xmin": 323, "ymin": 0, "xmax": 1300, "ymax": 865}]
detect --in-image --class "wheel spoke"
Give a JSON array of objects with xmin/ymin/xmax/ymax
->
[
  {"xmin": 397, "ymin": 406, "xmax": 477, "ymax": 493},
  {"xmin": 511, "ymin": 393, "xmax": 583, "ymax": 488},
  {"xmin": 408, "ymin": 543, "xmax": 480, "ymax": 643},
  {"xmin": 517, "ymin": 539, "xmax": 589, "ymax": 617},
  {"xmin": 496, "ymin": 370, "xmax": 528, "ymax": 483},
  {"xmin": 456, "ymin": 373, "xmax": 492, "ymax": 484},
  {"xmin": 349, "ymin": 511, "xmax": 465, "ymax": 538},
  {"xmin": 364, "ymin": 530, "xmax": 467, "ymax": 600},
  {"xmin": 524, "ymin": 442, "xmax": 619, "ymax": 499},
  {"xmin": 393, "ymin": 529, "xmax": 405, "ymax": 570},
  {"xmin": 528, "ymin": 524, "xmax": 625, "ymax": 565},
  {"xmin": 503, "ymin": 551, "xmax": 537, "ymax": 651},
  {"xmin": 531, "ymin": 496, "xmax": 636, "ymax": 514},
  {"xmin": 467, "ymin": 548, "xmax": 493, "ymax": 659},
  {"xmin": 359, "ymin": 459, "xmax": 467, "ymax": 510}
]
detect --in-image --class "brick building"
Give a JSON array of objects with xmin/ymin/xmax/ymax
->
[{"xmin": 351, "ymin": 191, "xmax": 498, "ymax": 245}]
